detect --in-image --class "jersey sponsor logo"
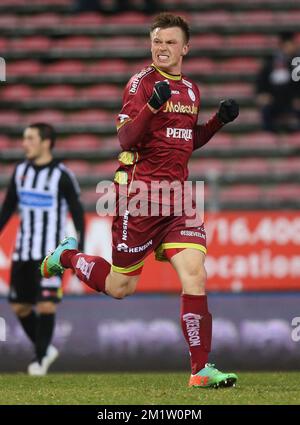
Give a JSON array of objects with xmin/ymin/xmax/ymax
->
[
  {"xmin": 180, "ymin": 230, "xmax": 206, "ymax": 239},
  {"xmin": 117, "ymin": 240, "xmax": 153, "ymax": 253},
  {"xmin": 122, "ymin": 209, "xmax": 130, "ymax": 241},
  {"xmin": 75, "ymin": 256, "xmax": 95, "ymax": 279},
  {"xmin": 166, "ymin": 127, "xmax": 193, "ymax": 141},
  {"xmin": 129, "ymin": 67, "xmax": 153, "ymax": 94},
  {"xmin": 117, "ymin": 243, "xmax": 129, "ymax": 252},
  {"xmin": 19, "ymin": 190, "xmax": 54, "ymax": 208},
  {"xmin": 171, "ymin": 90, "xmax": 180, "ymax": 95},
  {"xmin": 188, "ymin": 88, "xmax": 196, "ymax": 102},
  {"xmin": 163, "ymin": 101, "xmax": 198, "ymax": 115},
  {"xmin": 182, "ymin": 313, "xmax": 202, "ymax": 347}
]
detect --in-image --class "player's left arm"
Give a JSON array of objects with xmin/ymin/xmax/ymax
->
[
  {"xmin": 59, "ymin": 170, "xmax": 85, "ymax": 251},
  {"xmin": 193, "ymin": 99, "xmax": 239, "ymax": 150}
]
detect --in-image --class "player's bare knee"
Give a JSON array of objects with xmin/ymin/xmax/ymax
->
[
  {"xmin": 36, "ymin": 302, "xmax": 56, "ymax": 314},
  {"xmin": 11, "ymin": 303, "xmax": 32, "ymax": 317}
]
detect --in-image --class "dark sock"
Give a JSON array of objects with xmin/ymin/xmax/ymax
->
[
  {"xmin": 35, "ymin": 313, "xmax": 55, "ymax": 362},
  {"xmin": 19, "ymin": 310, "xmax": 37, "ymax": 344}
]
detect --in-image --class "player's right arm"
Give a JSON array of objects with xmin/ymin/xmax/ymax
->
[
  {"xmin": 117, "ymin": 72, "xmax": 171, "ymax": 151},
  {"xmin": 0, "ymin": 170, "xmax": 18, "ymax": 234}
]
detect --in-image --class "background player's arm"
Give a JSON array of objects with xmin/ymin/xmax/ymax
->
[
  {"xmin": 59, "ymin": 171, "xmax": 85, "ymax": 251},
  {"xmin": 0, "ymin": 171, "xmax": 18, "ymax": 234},
  {"xmin": 117, "ymin": 80, "xmax": 171, "ymax": 151},
  {"xmin": 193, "ymin": 99, "xmax": 239, "ymax": 150}
]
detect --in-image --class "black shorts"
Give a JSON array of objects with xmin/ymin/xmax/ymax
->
[{"xmin": 8, "ymin": 261, "xmax": 62, "ymax": 304}]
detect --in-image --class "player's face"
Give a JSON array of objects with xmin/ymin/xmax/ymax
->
[
  {"xmin": 151, "ymin": 27, "xmax": 189, "ymax": 74},
  {"xmin": 22, "ymin": 127, "xmax": 47, "ymax": 161}
]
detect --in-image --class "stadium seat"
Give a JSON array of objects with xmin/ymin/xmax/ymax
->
[
  {"xmin": 63, "ymin": 160, "xmax": 90, "ymax": 176},
  {"xmin": 227, "ymin": 159, "xmax": 270, "ymax": 175},
  {"xmin": 188, "ymin": 159, "xmax": 225, "ymax": 177},
  {"xmin": 35, "ymin": 85, "xmax": 76, "ymax": 100},
  {"xmin": 0, "ymin": 15, "xmax": 18, "ymax": 29},
  {"xmin": 265, "ymin": 184, "xmax": 300, "ymax": 201},
  {"xmin": 271, "ymin": 158, "xmax": 300, "ymax": 174},
  {"xmin": 235, "ymin": 132, "xmax": 279, "ymax": 148},
  {"xmin": 0, "ymin": 135, "xmax": 11, "ymax": 149},
  {"xmin": 68, "ymin": 110, "xmax": 113, "ymax": 124},
  {"xmin": 219, "ymin": 185, "xmax": 262, "ymax": 202},
  {"xmin": 53, "ymin": 36, "xmax": 94, "ymax": 50},
  {"xmin": 226, "ymin": 34, "xmax": 277, "ymax": 49},
  {"xmin": 57, "ymin": 135, "xmax": 101, "ymax": 150},
  {"xmin": 22, "ymin": 13, "xmax": 61, "ymax": 28},
  {"xmin": 44, "ymin": 60, "xmax": 85, "ymax": 75},
  {"xmin": 87, "ymin": 60, "xmax": 128, "ymax": 75},
  {"xmin": 25, "ymin": 110, "xmax": 65, "ymax": 124},
  {"xmin": 1, "ymin": 84, "xmax": 33, "ymax": 100},
  {"xmin": 79, "ymin": 85, "xmax": 121, "ymax": 100},
  {"xmin": 63, "ymin": 12, "xmax": 104, "ymax": 26},
  {"xmin": 9, "ymin": 36, "xmax": 52, "ymax": 51},
  {"xmin": 107, "ymin": 12, "xmax": 147, "ymax": 25},
  {"xmin": 220, "ymin": 58, "xmax": 261, "ymax": 73},
  {"xmin": 183, "ymin": 59, "xmax": 215, "ymax": 74},
  {"xmin": 0, "ymin": 111, "xmax": 21, "ymax": 124},
  {"xmin": 6, "ymin": 60, "xmax": 42, "ymax": 76},
  {"xmin": 192, "ymin": 35, "xmax": 223, "ymax": 49}
]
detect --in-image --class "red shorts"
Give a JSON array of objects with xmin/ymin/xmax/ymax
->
[{"xmin": 111, "ymin": 210, "xmax": 206, "ymax": 275}]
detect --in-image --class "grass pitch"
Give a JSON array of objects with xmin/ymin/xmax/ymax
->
[{"xmin": 0, "ymin": 372, "xmax": 299, "ymax": 405}]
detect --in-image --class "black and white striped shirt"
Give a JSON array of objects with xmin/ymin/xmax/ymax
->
[{"xmin": 0, "ymin": 159, "xmax": 84, "ymax": 261}]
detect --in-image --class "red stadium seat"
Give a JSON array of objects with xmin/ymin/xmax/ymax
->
[
  {"xmin": 226, "ymin": 34, "xmax": 277, "ymax": 49},
  {"xmin": 188, "ymin": 159, "xmax": 225, "ymax": 177},
  {"xmin": 0, "ymin": 39, "xmax": 8, "ymax": 51},
  {"xmin": 209, "ymin": 83, "xmax": 253, "ymax": 98},
  {"xmin": 58, "ymin": 135, "xmax": 101, "ymax": 150},
  {"xmin": 25, "ymin": 110, "xmax": 65, "ymax": 124},
  {"xmin": 235, "ymin": 132, "xmax": 278, "ymax": 148},
  {"xmin": 233, "ymin": 11, "xmax": 275, "ymax": 25},
  {"xmin": 100, "ymin": 137, "xmax": 120, "ymax": 151},
  {"xmin": 9, "ymin": 36, "xmax": 52, "ymax": 51},
  {"xmin": 63, "ymin": 13, "xmax": 104, "ymax": 26},
  {"xmin": 220, "ymin": 185, "xmax": 262, "ymax": 202},
  {"xmin": 96, "ymin": 37, "xmax": 138, "ymax": 50},
  {"xmin": 191, "ymin": 12, "xmax": 232, "ymax": 26},
  {"xmin": 91, "ymin": 161, "xmax": 119, "ymax": 177},
  {"xmin": 183, "ymin": 59, "xmax": 215, "ymax": 74},
  {"xmin": 265, "ymin": 184, "xmax": 300, "ymax": 201},
  {"xmin": 68, "ymin": 110, "xmax": 113, "ymax": 124},
  {"xmin": 53, "ymin": 36, "xmax": 94, "ymax": 50},
  {"xmin": 271, "ymin": 158, "xmax": 300, "ymax": 174},
  {"xmin": 1, "ymin": 84, "xmax": 33, "ymax": 100},
  {"xmin": 63, "ymin": 161, "xmax": 90, "ymax": 176},
  {"xmin": 0, "ymin": 16, "xmax": 19, "ymax": 29},
  {"xmin": 80, "ymin": 85, "xmax": 121, "ymax": 100},
  {"xmin": 205, "ymin": 133, "xmax": 233, "ymax": 149},
  {"xmin": 6, "ymin": 61, "xmax": 42, "ymax": 76},
  {"xmin": 107, "ymin": 12, "xmax": 147, "ymax": 25},
  {"xmin": 227, "ymin": 159, "xmax": 270, "ymax": 175},
  {"xmin": 22, "ymin": 14, "xmax": 61, "ymax": 29},
  {"xmin": 44, "ymin": 60, "xmax": 85, "ymax": 75},
  {"xmin": 221, "ymin": 58, "xmax": 261, "ymax": 73},
  {"xmin": 0, "ymin": 111, "xmax": 21, "ymax": 124},
  {"xmin": 0, "ymin": 135, "xmax": 11, "ymax": 149},
  {"xmin": 87, "ymin": 60, "xmax": 128, "ymax": 75},
  {"xmin": 192, "ymin": 35, "xmax": 223, "ymax": 49},
  {"xmin": 35, "ymin": 85, "xmax": 76, "ymax": 100},
  {"xmin": 282, "ymin": 133, "xmax": 300, "ymax": 147}
]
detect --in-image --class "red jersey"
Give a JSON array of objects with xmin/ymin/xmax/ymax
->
[{"xmin": 116, "ymin": 64, "xmax": 200, "ymax": 187}]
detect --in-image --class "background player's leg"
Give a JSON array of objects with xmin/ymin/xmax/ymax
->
[
  {"xmin": 170, "ymin": 249, "xmax": 212, "ymax": 375},
  {"xmin": 11, "ymin": 303, "xmax": 37, "ymax": 344},
  {"xmin": 35, "ymin": 301, "xmax": 56, "ymax": 363}
]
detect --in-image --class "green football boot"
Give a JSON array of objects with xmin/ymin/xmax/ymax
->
[
  {"xmin": 189, "ymin": 363, "xmax": 238, "ymax": 389},
  {"xmin": 40, "ymin": 237, "xmax": 78, "ymax": 278}
]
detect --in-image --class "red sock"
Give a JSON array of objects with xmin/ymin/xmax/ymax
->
[
  {"xmin": 181, "ymin": 294, "xmax": 212, "ymax": 375},
  {"xmin": 61, "ymin": 250, "xmax": 111, "ymax": 293}
]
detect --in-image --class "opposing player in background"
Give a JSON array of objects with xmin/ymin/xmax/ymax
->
[
  {"xmin": 0, "ymin": 123, "xmax": 85, "ymax": 375},
  {"xmin": 41, "ymin": 14, "xmax": 239, "ymax": 388}
]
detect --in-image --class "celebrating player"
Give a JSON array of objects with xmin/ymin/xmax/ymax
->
[
  {"xmin": 0, "ymin": 123, "xmax": 85, "ymax": 375},
  {"xmin": 41, "ymin": 13, "xmax": 239, "ymax": 388}
]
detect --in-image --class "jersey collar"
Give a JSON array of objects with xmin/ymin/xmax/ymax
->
[{"xmin": 152, "ymin": 64, "xmax": 182, "ymax": 81}]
